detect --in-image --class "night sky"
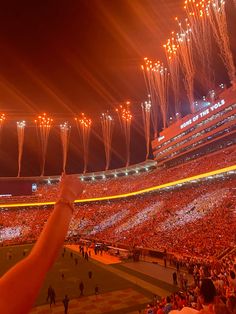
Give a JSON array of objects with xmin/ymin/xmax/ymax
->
[{"xmin": 0, "ymin": 0, "xmax": 235, "ymax": 176}]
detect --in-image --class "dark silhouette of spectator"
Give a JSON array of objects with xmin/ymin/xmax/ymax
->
[
  {"xmin": 199, "ymin": 278, "xmax": 216, "ymax": 310},
  {"xmin": 176, "ymin": 261, "xmax": 180, "ymax": 272},
  {"xmin": 95, "ymin": 284, "xmax": 99, "ymax": 299},
  {"xmin": 164, "ymin": 256, "xmax": 167, "ymax": 268},
  {"xmin": 46, "ymin": 285, "xmax": 56, "ymax": 308},
  {"xmin": 62, "ymin": 295, "xmax": 69, "ymax": 314},
  {"xmin": 173, "ymin": 272, "xmax": 178, "ymax": 285},
  {"xmin": 79, "ymin": 281, "xmax": 84, "ymax": 296},
  {"xmin": 85, "ymin": 251, "xmax": 89, "ymax": 261},
  {"xmin": 88, "ymin": 271, "xmax": 92, "ymax": 279}
]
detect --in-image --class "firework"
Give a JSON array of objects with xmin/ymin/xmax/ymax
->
[
  {"xmin": 116, "ymin": 102, "xmax": 132, "ymax": 167},
  {"xmin": 164, "ymin": 34, "xmax": 181, "ymax": 117},
  {"xmin": 35, "ymin": 113, "xmax": 53, "ymax": 176},
  {"xmin": 101, "ymin": 113, "xmax": 113, "ymax": 170},
  {"xmin": 60, "ymin": 122, "xmax": 71, "ymax": 173},
  {"xmin": 141, "ymin": 99, "xmax": 151, "ymax": 159},
  {"xmin": 152, "ymin": 61, "xmax": 170, "ymax": 129},
  {"xmin": 17, "ymin": 121, "xmax": 26, "ymax": 177},
  {"xmin": 75, "ymin": 113, "xmax": 92, "ymax": 173},
  {"xmin": 0, "ymin": 114, "xmax": 5, "ymax": 142},
  {"xmin": 207, "ymin": 0, "xmax": 235, "ymax": 85},
  {"xmin": 184, "ymin": 0, "xmax": 215, "ymax": 91},
  {"xmin": 176, "ymin": 19, "xmax": 195, "ymax": 113},
  {"xmin": 142, "ymin": 59, "xmax": 170, "ymax": 135},
  {"xmin": 141, "ymin": 59, "xmax": 159, "ymax": 138}
]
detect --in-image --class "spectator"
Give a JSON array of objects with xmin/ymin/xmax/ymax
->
[
  {"xmin": 0, "ymin": 174, "xmax": 84, "ymax": 314},
  {"xmin": 227, "ymin": 296, "xmax": 236, "ymax": 314},
  {"xmin": 62, "ymin": 295, "xmax": 69, "ymax": 314},
  {"xmin": 198, "ymin": 279, "xmax": 216, "ymax": 313},
  {"xmin": 164, "ymin": 296, "xmax": 172, "ymax": 314}
]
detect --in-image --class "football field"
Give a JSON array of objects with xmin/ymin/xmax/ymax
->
[{"xmin": 0, "ymin": 244, "xmax": 152, "ymax": 313}]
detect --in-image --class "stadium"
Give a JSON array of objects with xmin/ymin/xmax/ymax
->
[{"xmin": 0, "ymin": 1, "xmax": 236, "ymax": 314}]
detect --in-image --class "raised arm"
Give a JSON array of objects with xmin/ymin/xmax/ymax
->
[{"xmin": 0, "ymin": 174, "xmax": 83, "ymax": 314}]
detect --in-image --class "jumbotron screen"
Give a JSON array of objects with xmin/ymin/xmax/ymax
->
[{"xmin": 0, "ymin": 180, "xmax": 33, "ymax": 196}]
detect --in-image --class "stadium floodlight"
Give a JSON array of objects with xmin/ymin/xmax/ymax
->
[{"xmin": 81, "ymin": 177, "xmax": 84, "ymax": 181}]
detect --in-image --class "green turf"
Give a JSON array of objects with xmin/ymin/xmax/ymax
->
[{"xmin": 0, "ymin": 245, "xmax": 154, "ymax": 308}]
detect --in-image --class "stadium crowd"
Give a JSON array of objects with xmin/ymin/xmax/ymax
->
[
  {"xmin": 141, "ymin": 247, "xmax": 236, "ymax": 313},
  {"xmin": 0, "ymin": 145, "xmax": 235, "ymax": 205},
  {"xmin": 0, "ymin": 146, "xmax": 235, "ymax": 313},
  {"xmin": 36, "ymin": 145, "xmax": 236, "ymax": 200},
  {"xmin": 1, "ymin": 176, "xmax": 235, "ymax": 260}
]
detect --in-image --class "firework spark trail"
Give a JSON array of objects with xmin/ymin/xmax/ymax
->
[
  {"xmin": 141, "ymin": 99, "xmax": 151, "ymax": 159},
  {"xmin": 151, "ymin": 61, "xmax": 170, "ymax": 129},
  {"xmin": 164, "ymin": 34, "xmax": 181, "ymax": 117},
  {"xmin": 141, "ymin": 60, "xmax": 159, "ymax": 138},
  {"xmin": 207, "ymin": 0, "xmax": 236, "ymax": 85},
  {"xmin": 185, "ymin": 0, "xmax": 215, "ymax": 90},
  {"xmin": 60, "ymin": 122, "xmax": 71, "ymax": 173},
  {"xmin": 75, "ymin": 113, "xmax": 92, "ymax": 174},
  {"xmin": 101, "ymin": 113, "xmax": 113, "ymax": 171},
  {"xmin": 116, "ymin": 102, "xmax": 132, "ymax": 167},
  {"xmin": 35, "ymin": 113, "xmax": 53, "ymax": 176},
  {"xmin": 0, "ymin": 113, "xmax": 5, "ymax": 143},
  {"xmin": 17, "ymin": 121, "xmax": 25, "ymax": 177},
  {"xmin": 176, "ymin": 19, "xmax": 195, "ymax": 113}
]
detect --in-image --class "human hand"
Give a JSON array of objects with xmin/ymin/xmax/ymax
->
[{"xmin": 58, "ymin": 174, "xmax": 84, "ymax": 203}]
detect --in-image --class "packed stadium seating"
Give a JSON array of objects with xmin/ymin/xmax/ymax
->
[
  {"xmin": 0, "ymin": 145, "xmax": 235, "ymax": 314},
  {"xmin": 0, "ymin": 145, "xmax": 235, "ymax": 205},
  {"xmin": 36, "ymin": 145, "xmax": 236, "ymax": 200},
  {"xmin": 1, "ymin": 176, "xmax": 235, "ymax": 261}
]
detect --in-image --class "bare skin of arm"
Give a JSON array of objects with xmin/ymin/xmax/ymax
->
[{"xmin": 0, "ymin": 175, "xmax": 83, "ymax": 314}]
